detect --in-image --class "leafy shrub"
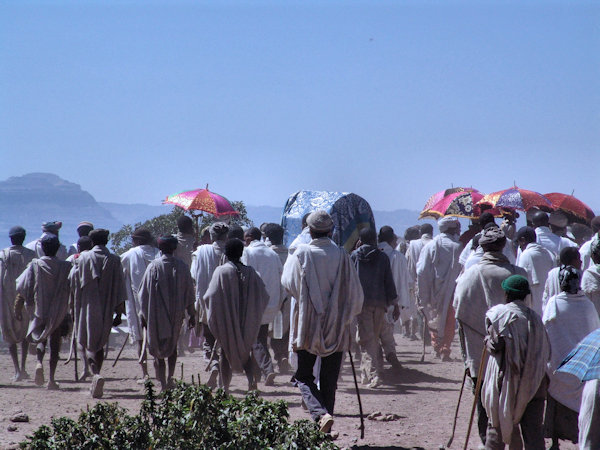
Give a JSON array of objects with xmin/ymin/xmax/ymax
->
[{"xmin": 21, "ymin": 380, "xmax": 338, "ymax": 449}]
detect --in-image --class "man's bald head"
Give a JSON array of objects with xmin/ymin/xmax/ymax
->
[{"xmin": 531, "ymin": 211, "xmax": 549, "ymax": 228}]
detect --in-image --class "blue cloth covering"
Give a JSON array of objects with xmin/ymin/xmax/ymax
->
[
  {"xmin": 557, "ymin": 328, "xmax": 600, "ymax": 382},
  {"xmin": 281, "ymin": 190, "xmax": 375, "ymax": 252}
]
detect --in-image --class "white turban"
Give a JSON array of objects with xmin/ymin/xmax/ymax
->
[{"xmin": 437, "ymin": 216, "xmax": 460, "ymax": 233}]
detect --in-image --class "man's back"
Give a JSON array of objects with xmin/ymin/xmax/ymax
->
[
  {"xmin": 351, "ymin": 244, "xmax": 396, "ymax": 309},
  {"xmin": 517, "ymin": 243, "xmax": 555, "ymax": 315}
]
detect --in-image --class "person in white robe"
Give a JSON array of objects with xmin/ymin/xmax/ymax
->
[
  {"xmin": 204, "ymin": 238, "xmax": 269, "ymax": 392},
  {"xmin": 515, "ymin": 226, "xmax": 555, "ymax": 316},
  {"xmin": 581, "ymin": 237, "xmax": 600, "ymax": 315},
  {"xmin": 139, "ymin": 236, "xmax": 195, "ymax": 391},
  {"xmin": 190, "ymin": 221, "xmax": 228, "ymax": 387},
  {"xmin": 532, "ymin": 211, "xmax": 577, "ymax": 262},
  {"xmin": 542, "ymin": 265, "xmax": 600, "ymax": 445},
  {"xmin": 542, "ymin": 247, "xmax": 582, "ymax": 313},
  {"xmin": 173, "ymin": 215, "xmax": 196, "ymax": 269},
  {"xmin": 579, "ymin": 379, "xmax": 600, "ymax": 450},
  {"xmin": 14, "ymin": 235, "xmax": 71, "ymax": 390},
  {"xmin": 282, "ymin": 210, "xmax": 363, "ymax": 434},
  {"xmin": 481, "ymin": 275, "xmax": 550, "ymax": 449},
  {"xmin": 0, "ymin": 226, "xmax": 36, "ymax": 381},
  {"xmin": 69, "ymin": 229, "xmax": 127, "ymax": 398},
  {"xmin": 25, "ymin": 221, "xmax": 68, "ymax": 261},
  {"xmin": 460, "ymin": 213, "xmax": 516, "ymax": 266},
  {"xmin": 406, "ymin": 223, "xmax": 433, "ymax": 341},
  {"xmin": 416, "ymin": 216, "xmax": 462, "ymax": 361},
  {"xmin": 242, "ymin": 226, "xmax": 284, "ymax": 386},
  {"xmin": 288, "ymin": 220, "xmax": 312, "ymax": 255},
  {"xmin": 120, "ymin": 228, "xmax": 160, "ymax": 380},
  {"xmin": 454, "ymin": 226, "xmax": 528, "ymax": 446},
  {"xmin": 67, "ymin": 221, "xmax": 94, "ymax": 256},
  {"xmin": 377, "ymin": 225, "xmax": 409, "ymax": 368},
  {"xmin": 579, "ymin": 218, "xmax": 600, "ymax": 271},
  {"xmin": 264, "ymin": 223, "xmax": 292, "ymax": 373}
]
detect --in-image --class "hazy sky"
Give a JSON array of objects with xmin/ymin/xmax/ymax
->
[{"xmin": 1, "ymin": 0, "xmax": 599, "ymax": 211}]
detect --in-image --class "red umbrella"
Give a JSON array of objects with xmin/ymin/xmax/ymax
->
[
  {"xmin": 544, "ymin": 193, "xmax": 595, "ymax": 223},
  {"xmin": 476, "ymin": 186, "xmax": 553, "ymax": 212},
  {"xmin": 164, "ymin": 186, "xmax": 239, "ymax": 217}
]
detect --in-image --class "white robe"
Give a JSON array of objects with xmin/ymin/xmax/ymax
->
[
  {"xmin": 542, "ymin": 267, "xmax": 561, "ymax": 313},
  {"xmin": 481, "ymin": 301, "xmax": 550, "ymax": 446},
  {"xmin": 460, "ymin": 237, "xmax": 516, "ymax": 266},
  {"xmin": 379, "ymin": 241, "xmax": 410, "ymax": 322},
  {"xmin": 242, "ymin": 240, "xmax": 284, "ymax": 325},
  {"xmin": 190, "ymin": 241, "xmax": 226, "ymax": 324},
  {"xmin": 416, "ymin": 232, "xmax": 462, "ymax": 337},
  {"xmin": 535, "ymin": 226, "xmax": 578, "ymax": 261},
  {"xmin": 579, "ymin": 379, "xmax": 600, "ymax": 449},
  {"xmin": 582, "ymin": 265, "xmax": 600, "ymax": 316},
  {"xmin": 288, "ymin": 227, "xmax": 312, "ymax": 255},
  {"xmin": 580, "ymin": 238, "xmax": 594, "ymax": 271},
  {"xmin": 25, "ymin": 233, "xmax": 68, "ymax": 261},
  {"xmin": 282, "ymin": 237, "xmax": 363, "ymax": 356},
  {"xmin": 516, "ymin": 242, "xmax": 555, "ymax": 316},
  {"xmin": 120, "ymin": 244, "xmax": 160, "ymax": 341},
  {"xmin": 542, "ymin": 291, "xmax": 600, "ymax": 411}
]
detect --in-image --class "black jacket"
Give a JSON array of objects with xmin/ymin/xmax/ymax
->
[{"xmin": 351, "ymin": 244, "xmax": 397, "ymax": 309}]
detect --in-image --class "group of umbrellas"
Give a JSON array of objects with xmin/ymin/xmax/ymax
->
[{"xmin": 419, "ymin": 186, "xmax": 595, "ymax": 224}]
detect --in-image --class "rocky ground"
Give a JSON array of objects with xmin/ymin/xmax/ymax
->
[{"xmin": 0, "ymin": 331, "xmax": 578, "ymax": 449}]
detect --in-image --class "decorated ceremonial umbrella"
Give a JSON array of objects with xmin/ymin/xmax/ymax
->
[
  {"xmin": 476, "ymin": 186, "xmax": 553, "ymax": 212},
  {"xmin": 420, "ymin": 190, "xmax": 487, "ymax": 219},
  {"xmin": 164, "ymin": 185, "xmax": 239, "ymax": 229},
  {"xmin": 421, "ymin": 187, "xmax": 479, "ymax": 214},
  {"xmin": 557, "ymin": 328, "xmax": 600, "ymax": 382},
  {"xmin": 544, "ymin": 192, "xmax": 595, "ymax": 224}
]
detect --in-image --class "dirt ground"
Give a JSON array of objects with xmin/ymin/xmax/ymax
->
[{"xmin": 0, "ymin": 331, "xmax": 578, "ymax": 450}]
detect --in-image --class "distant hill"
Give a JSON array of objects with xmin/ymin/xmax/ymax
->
[{"xmin": 0, "ymin": 173, "xmax": 122, "ymax": 248}]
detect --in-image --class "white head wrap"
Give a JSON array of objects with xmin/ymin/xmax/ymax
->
[
  {"xmin": 437, "ymin": 216, "xmax": 460, "ymax": 233},
  {"xmin": 306, "ymin": 210, "xmax": 333, "ymax": 233}
]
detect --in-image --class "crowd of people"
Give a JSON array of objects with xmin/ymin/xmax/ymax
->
[{"xmin": 0, "ymin": 208, "xmax": 599, "ymax": 449}]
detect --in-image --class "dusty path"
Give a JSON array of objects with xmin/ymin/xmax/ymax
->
[{"xmin": 0, "ymin": 332, "xmax": 577, "ymax": 449}]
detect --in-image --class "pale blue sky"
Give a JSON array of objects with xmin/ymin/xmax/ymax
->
[{"xmin": 1, "ymin": 0, "xmax": 599, "ymax": 211}]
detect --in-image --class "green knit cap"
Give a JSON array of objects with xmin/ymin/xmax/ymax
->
[{"xmin": 501, "ymin": 275, "xmax": 530, "ymax": 296}]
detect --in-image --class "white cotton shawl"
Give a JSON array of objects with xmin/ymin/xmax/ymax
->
[
  {"xmin": 482, "ymin": 301, "xmax": 550, "ymax": 445},
  {"xmin": 543, "ymin": 291, "xmax": 600, "ymax": 411},
  {"xmin": 582, "ymin": 265, "xmax": 600, "ymax": 316}
]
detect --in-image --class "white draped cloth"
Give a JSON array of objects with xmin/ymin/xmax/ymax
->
[
  {"xmin": 580, "ymin": 238, "xmax": 594, "ymax": 271},
  {"xmin": 416, "ymin": 232, "xmax": 462, "ymax": 337},
  {"xmin": 460, "ymin": 237, "xmax": 516, "ymax": 266},
  {"xmin": 25, "ymin": 233, "xmax": 68, "ymax": 261},
  {"xmin": 378, "ymin": 241, "xmax": 410, "ymax": 322},
  {"xmin": 120, "ymin": 244, "xmax": 160, "ymax": 341},
  {"xmin": 453, "ymin": 252, "xmax": 527, "ymax": 375},
  {"xmin": 535, "ymin": 226, "xmax": 577, "ymax": 261},
  {"xmin": 282, "ymin": 237, "xmax": 363, "ymax": 357},
  {"xmin": 242, "ymin": 240, "xmax": 284, "ymax": 325},
  {"xmin": 542, "ymin": 291, "xmax": 600, "ymax": 411},
  {"xmin": 481, "ymin": 301, "xmax": 550, "ymax": 445},
  {"xmin": 288, "ymin": 227, "xmax": 312, "ymax": 255},
  {"xmin": 579, "ymin": 379, "xmax": 600, "ymax": 449},
  {"xmin": 582, "ymin": 264, "xmax": 600, "ymax": 315},
  {"xmin": 190, "ymin": 241, "xmax": 226, "ymax": 324},
  {"xmin": 516, "ymin": 242, "xmax": 555, "ymax": 316},
  {"xmin": 542, "ymin": 267, "xmax": 561, "ymax": 314},
  {"xmin": 16, "ymin": 256, "xmax": 71, "ymax": 344},
  {"xmin": 0, "ymin": 245, "xmax": 35, "ymax": 344}
]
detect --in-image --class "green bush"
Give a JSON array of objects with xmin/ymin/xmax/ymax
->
[{"xmin": 21, "ymin": 380, "xmax": 338, "ymax": 449}]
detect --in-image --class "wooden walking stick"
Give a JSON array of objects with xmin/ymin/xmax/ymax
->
[
  {"xmin": 463, "ymin": 347, "xmax": 488, "ymax": 450},
  {"xmin": 112, "ymin": 332, "xmax": 130, "ymax": 367},
  {"xmin": 138, "ymin": 328, "xmax": 148, "ymax": 364},
  {"xmin": 348, "ymin": 351, "xmax": 365, "ymax": 439},
  {"xmin": 446, "ymin": 368, "xmax": 468, "ymax": 447}
]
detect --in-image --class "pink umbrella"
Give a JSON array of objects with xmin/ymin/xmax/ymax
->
[
  {"xmin": 164, "ymin": 186, "xmax": 239, "ymax": 217},
  {"xmin": 422, "ymin": 187, "xmax": 479, "ymax": 212}
]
